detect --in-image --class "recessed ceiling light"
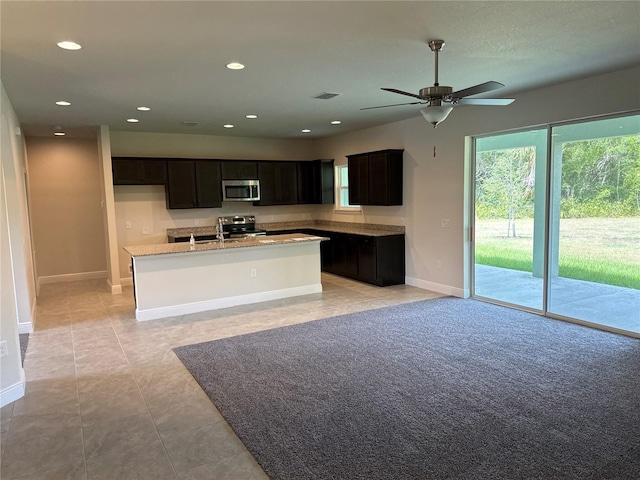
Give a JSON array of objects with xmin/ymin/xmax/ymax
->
[
  {"xmin": 57, "ymin": 41, "xmax": 82, "ymax": 51},
  {"xmin": 137, "ymin": 106, "xmax": 151, "ymax": 111},
  {"xmin": 127, "ymin": 118, "xmax": 139, "ymax": 123},
  {"xmin": 54, "ymin": 132, "xmax": 65, "ymax": 136},
  {"xmin": 330, "ymin": 120, "xmax": 341, "ymax": 125},
  {"xmin": 223, "ymin": 124, "xmax": 234, "ymax": 128},
  {"xmin": 301, "ymin": 129, "xmax": 311, "ymax": 133},
  {"xmin": 245, "ymin": 114, "xmax": 258, "ymax": 119},
  {"xmin": 55, "ymin": 101, "xmax": 71, "ymax": 106},
  {"xmin": 226, "ymin": 62, "xmax": 245, "ymax": 70}
]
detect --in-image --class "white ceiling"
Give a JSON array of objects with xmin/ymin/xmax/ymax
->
[{"xmin": 2, "ymin": 1, "xmax": 639, "ymax": 139}]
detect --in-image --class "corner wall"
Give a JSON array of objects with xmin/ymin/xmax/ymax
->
[
  {"xmin": 1, "ymin": 81, "xmax": 31, "ymax": 406},
  {"xmin": 97, "ymin": 126, "xmax": 122, "ymax": 293}
]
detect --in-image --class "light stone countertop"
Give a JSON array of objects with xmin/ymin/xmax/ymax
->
[
  {"xmin": 258, "ymin": 220, "xmax": 405, "ymax": 236},
  {"xmin": 166, "ymin": 220, "xmax": 405, "ymax": 240},
  {"xmin": 124, "ymin": 233, "xmax": 327, "ymax": 257}
]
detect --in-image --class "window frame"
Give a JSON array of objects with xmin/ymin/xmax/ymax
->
[{"xmin": 334, "ymin": 164, "xmax": 361, "ymax": 213}]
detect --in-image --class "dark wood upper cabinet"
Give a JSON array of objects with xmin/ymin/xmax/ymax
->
[
  {"xmin": 296, "ymin": 161, "xmax": 316, "ymax": 204},
  {"xmin": 220, "ymin": 161, "xmax": 258, "ymax": 180},
  {"xmin": 347, "ymin": 149, "xmax": 403, "ymax": 206},
  {"xmin": 195, "ymin": 160, "xmax": 222, "ymax": 208},
  {"xmin": 112, "ymin": 157, "xmax": 167, "ymax": 185},
  {"xmin": 166, "ymin": 160, "xmax": 221, "ymax": 209},
  {"xmin": 255, "ymin": 161, "xmax": 298, "ymax": 205},
  {"xmin": 113, "ymin": 156, "xmax": 334, "ymax": 208},
  {"xmin": 348, "ymin": 154, "xmax": 369, "ymax": 205},
  {"xmin": 297, "ymin": 159, "xmax": 335, "ymax": 205}
]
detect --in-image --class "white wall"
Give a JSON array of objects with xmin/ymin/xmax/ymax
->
[
  {"xmin": 26, "ymin": 136, "xmax": 107, "ymax": 286},
  {"xmin": 1, "ymin": 82, "xmax": 30, "ymax": 407},
  {"xmin": 109, "ymin": 131, "xmax": 325, "ymax": 282},
  {"xmin": 316, "ymin": 66, "xmax": 640, "ymax": 296},
  {"xmin": 110, "ymin": 131, "xmax": 318, "ymax": 160}
]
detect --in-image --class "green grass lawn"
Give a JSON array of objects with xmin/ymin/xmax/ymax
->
[
  {"xmin": 475, "ymin": 217, "xmax": 640, "ymax": 290},
  {"xmin": 475, "ymin": 244, "xmax": 640, "ymax": 289}
]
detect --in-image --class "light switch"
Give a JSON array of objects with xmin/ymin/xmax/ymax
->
[
  {"xmin": 125, "ymin": 221, "xmax": 132, "ymax": 229},
  {"xmin": 141, "ymin": 227, "xmax": 151, "ymax": 235}
]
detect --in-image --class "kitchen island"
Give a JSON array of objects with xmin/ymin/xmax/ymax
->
[{"xmin": 124, "ymin": 233, "xmax": 326, "ymax": 321}]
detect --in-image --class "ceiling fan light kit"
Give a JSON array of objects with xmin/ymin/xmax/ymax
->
[
  {"xmin": 420, "ymin": 105, "xmax": 453, "ymax": 127},
  {"xmin": 362, "ymin": 39, "xmax": 514, "ymax": 128}
]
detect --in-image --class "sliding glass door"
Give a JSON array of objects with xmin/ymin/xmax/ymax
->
[
  {"xmin": 547, "ymin": 115, "xmax": 640, "ymax": 332},
  {"xmin": 473, "ymin": 129, "xmax": 547, "ymax": 311},
  {"xmin": 473, "ymin": 113, "xmax": 640, "ymax": 335}
]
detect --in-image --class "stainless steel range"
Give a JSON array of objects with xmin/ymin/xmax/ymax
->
[{"xmin": 218, "ymin": 215, "xmax": 266, "ymax": 238}]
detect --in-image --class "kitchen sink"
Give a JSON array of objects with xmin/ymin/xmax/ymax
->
[{"xmin": 194, "ymin": 238, "xmax": 246, "ymax": 245}]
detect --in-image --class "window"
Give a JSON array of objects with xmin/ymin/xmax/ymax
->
[{"xmin": 335, "ymin": 165, "xmax": 360, "ymax": 212}]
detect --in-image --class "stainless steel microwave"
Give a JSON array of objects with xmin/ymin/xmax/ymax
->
[{"xmin": 222, "ymin": 180, "xmax": 260, "ymax": 202}]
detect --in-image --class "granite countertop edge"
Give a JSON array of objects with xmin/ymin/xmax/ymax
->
[{"xmin": 125, "ymin": 233, "xmax": 327, "ymax": 257}]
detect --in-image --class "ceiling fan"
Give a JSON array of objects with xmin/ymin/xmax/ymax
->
[{"xmin": 362, "ymin": 40, "xmax": 514, "ymax": 127}]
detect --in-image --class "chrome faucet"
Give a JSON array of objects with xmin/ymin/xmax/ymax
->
[{"xmin": 216, "ymin": 217, "xmax": 225, "ymax": 245}]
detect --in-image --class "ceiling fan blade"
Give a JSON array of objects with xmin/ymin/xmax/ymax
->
[
  {"xmin": 381, "ymin": 88, "xmax": 422, "ymax": 99},
  {"xmin": 453, "ymin": 98, "xmax": 514, "ymax": 106},
  {"xmin": 361, "ymin": 101, "xmax": 426, "ymax": 111},
  {"xmin": 450, "ymin": 81, "xmax": 505, "ymax": 99}
]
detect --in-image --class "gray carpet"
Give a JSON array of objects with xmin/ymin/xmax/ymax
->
[{"xmin": 173, "ymin": 297, "xmax": 640, "ymax": 480}]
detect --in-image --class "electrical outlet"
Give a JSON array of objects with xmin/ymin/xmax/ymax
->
[
  {"xmin": 141, "ymin": 227, "xmax": 151, "ymax": 235},
  {"xmin": 125, "ymin": 220, "xmax": 132, "ymax": 229},
  {"xmin": 194, "ymin": 219, "xmax": 199, "ymax": 226},
  {"xmin": 0, "ymin": 341, "xmax": 8, "ymax": 357},
  {"xmin": 441, "ymin": 219, "xmax": 451, "ymax": 228},
  {"xmin": 250, "ymin": 268, "xmax": 257, "ymax": 278},
  {"xmin": 436, "ymin": 260, "xmax": 442, "ymax": 269}
]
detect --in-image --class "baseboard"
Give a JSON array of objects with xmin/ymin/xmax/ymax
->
[
  {"xmin": 405, "ymin": 277, "xmax": 465, "ymax": 298},
  {"xmin": 136, "ymin": 284, "xmax": 323, "ymax": 322},
  {"xmin": 38, "ymin": 270, "xmax": 108, "ymax": 288},
  {"xmin": 120, "ymin": 277, "xmax": 133, "ymax": 287},
  {"xmin": 17, "ymin": 322, "xmax": 33, "ymax": 334},
  {"xmin": 31, "ymin": 296, "xmax": 37, "ymax": 324},
  {"xmin": 107, "ymin": 277, "xmax": 123, "ymax": 294},
  {"xmin": 0, "ymin": 368, "xmax": 26, "ymax": 408},
  {"xmin": 17, "ymin": 298, "xmax": 37, "ymax": 334}
]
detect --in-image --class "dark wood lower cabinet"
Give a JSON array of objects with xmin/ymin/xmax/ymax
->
[
  {"xmin": 357, "ymin": 236, "xmax": 377, "ymax": 283},
  {"xmin": 300, "ymin": 230, "xmax": 405, "ymax": 286}
]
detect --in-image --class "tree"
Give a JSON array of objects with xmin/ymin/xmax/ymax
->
[
  {"xmin": 476, "ymin": 146, "xmax": 536, "ymax": 237},
  {"xmin": 560, "ymin": 135, "xmax": 640, "ymax": 217}
]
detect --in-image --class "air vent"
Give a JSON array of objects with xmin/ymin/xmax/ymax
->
[{"xmin": 314, "ymin": 92, "xmax": 341, "ymax": 100}]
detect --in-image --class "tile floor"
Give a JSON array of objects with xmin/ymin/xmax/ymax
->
[{"xmin": 0, "ymin": 273, "xmax": 443, "ymax": 480}]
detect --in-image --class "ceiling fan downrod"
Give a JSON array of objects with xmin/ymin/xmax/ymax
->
[
  {"xmin": 420, "ymin": 40, "xmax": 452, "ymax": 100},
  {"xmin": 428, "ymin": 40, "xmax": 445, "ymax": 87}
]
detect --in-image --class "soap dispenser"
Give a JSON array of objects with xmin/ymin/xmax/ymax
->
[{"xmin": 189, "ymin": 234, "xmax": 195, "ymax": 248}]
